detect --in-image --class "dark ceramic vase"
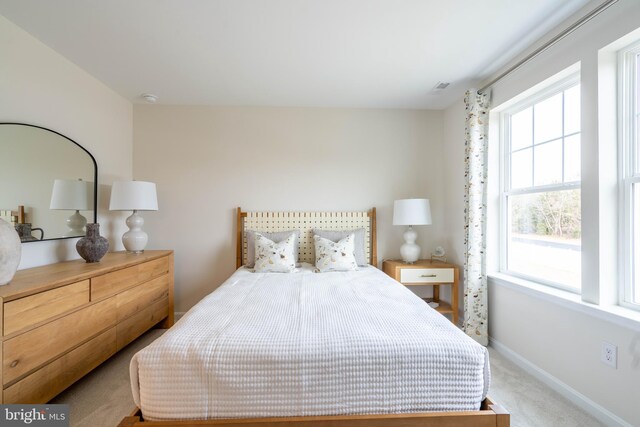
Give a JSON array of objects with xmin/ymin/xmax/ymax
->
[{"xmin": 76, "ymin": 223, "xmax": 109, "ymax": 263}]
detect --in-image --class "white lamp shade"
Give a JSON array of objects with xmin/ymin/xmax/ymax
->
[
  {"xmin": 393, "ymin": 199, "xmax": 432, "ymax": 226},
  {"xmin": 50, "ymin": 179, "xmax": 94, "ymax": 210},
  {"xmin": 109, "ymin": 181, "xmax": 158, "ymax": 211}
]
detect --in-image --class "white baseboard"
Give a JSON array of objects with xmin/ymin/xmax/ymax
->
[{"xmin": 489, "ymin": 337, "xmax": 632, "ymax": 427}]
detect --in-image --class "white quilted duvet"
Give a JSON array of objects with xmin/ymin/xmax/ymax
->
[{"xmin": 131, "ymin": 264, "xmax": 490, "ymax": 421}]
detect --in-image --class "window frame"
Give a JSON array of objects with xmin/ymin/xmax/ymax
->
[
  {"xmin": 499, "ymin": 73, "xmax": 582, "ymax": 293},
  {"xmin": 618, "ymin": 40, "xmax": 640, "ymax": 310}
]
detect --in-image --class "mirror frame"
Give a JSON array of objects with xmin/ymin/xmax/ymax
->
[{"xmin": 1, "ymin": 122, "xmax": 98, "ymax": 242}]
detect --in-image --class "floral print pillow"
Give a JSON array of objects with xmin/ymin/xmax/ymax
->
[
  {"xmin": 313, "ymin": 233, "xmax": 358, "ymax": 272},
  {"xmin": 254, "ymin": 232, "xmax": 296, "ymax": 273}
]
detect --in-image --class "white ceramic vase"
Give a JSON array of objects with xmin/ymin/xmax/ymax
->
[{"xmin": 0, "ymin": 218, "xmax": 21, "ymax": 286}]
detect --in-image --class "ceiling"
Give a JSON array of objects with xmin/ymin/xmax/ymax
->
[{"xmin": 0, "ymin": 0, "xmax": 592, "ymax": 109}]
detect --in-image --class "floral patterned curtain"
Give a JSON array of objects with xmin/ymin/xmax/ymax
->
[{"xmin": 463, "ymin": 89, "xmax": 490, "ymax": 346}]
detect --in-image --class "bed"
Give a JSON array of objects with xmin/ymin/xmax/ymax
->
[{"xmin": 120, "ymin": 208, "xmax": 508, "ymax": 427}]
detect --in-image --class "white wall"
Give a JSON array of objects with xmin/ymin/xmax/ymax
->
[
  {"xmin": 0, "ymin": 15, "xmax": 133, "ymax": 268},
  {"xmin": 442, "ymin": 0, "xmax": 640, "ymax": 425},
  {"xmin": 134, "ymin": 105, "xmax": 444, "ymax": 312}
]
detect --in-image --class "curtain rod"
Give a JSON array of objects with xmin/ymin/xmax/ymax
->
[{"xmin": 479, "ymin": 0, "xmax": 619, "ymax": 93}]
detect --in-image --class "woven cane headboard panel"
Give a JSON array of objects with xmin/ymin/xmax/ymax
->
[{"xmin": 236, "ymin": 208, "xmax": 377, "ymax": 268}]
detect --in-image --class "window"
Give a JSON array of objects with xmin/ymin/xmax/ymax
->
[
  {"xmin": 620, "ymin": 41, "xmax": 640, "ymax": 308},
  {"xmin": 500, "ymin": 75, "xmax": 581, "ymax": 292}
]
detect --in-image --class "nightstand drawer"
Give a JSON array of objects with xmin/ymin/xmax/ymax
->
[{"xmin": 400, "ymin": 268, "xmax": 454, "ymax": 284}]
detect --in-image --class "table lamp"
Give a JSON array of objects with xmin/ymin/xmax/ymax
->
[
  {"xmin": 393, "ymin": 198, "xmax": 432, "ymax": 263},
  {"xmin": 50, "ymin": 179, "xmax": 94, "ymax": 237},
  {"xmin": 109, "ymin": 181, "xmax": 158, "ymax": 253}
]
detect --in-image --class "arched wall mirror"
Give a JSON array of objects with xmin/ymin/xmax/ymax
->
[{"xmin": 0, "ymin": 123, "xmax": 97, "ymax": 242}]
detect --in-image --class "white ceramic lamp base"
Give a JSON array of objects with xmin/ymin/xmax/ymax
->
[
  {"xmin": 122, "ymin": 210, "xmax": 148, "ymax": 253},
  {"xmin": 64, "ymin": 210, "xmax": 87, "ymax": 237},
  {"xmin": 400, "ymin": 225, "xmax": 421, "ymax": 263}
]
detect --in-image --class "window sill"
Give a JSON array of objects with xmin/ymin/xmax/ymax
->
[{"xmin": 488, "ymin": 272, "xmax": 640, "ymax": 330}]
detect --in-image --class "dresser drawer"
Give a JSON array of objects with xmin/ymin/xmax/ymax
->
[
  {"xmin": 3, "ymin": 280, "xmax": 90, "ymax": 336},
  {"xmin": 3, "ymin": 327, "xmax": 116, "ymax": 404},
  {"xmin": 91, "ymin": 256, "xmax": 169, "ymax": 300},
  {"xmin": 3, "ymin": 298, "xmax": 116, "ymax": 385},
  {"xmin": 117, "ymin": 297, "xmax": 168, "ymax": 351},
  {"xmin": 116, "ymin": 274, "xmax": 170, "ymax": 322},
  {"xmin": 399, "ymin": 268, "xmax": 454, "ymax": 284}
]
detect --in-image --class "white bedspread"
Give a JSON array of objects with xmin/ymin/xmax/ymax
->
[{"xmin": 131, "ymin": 264, "xmax": 490, "ymax": 421}]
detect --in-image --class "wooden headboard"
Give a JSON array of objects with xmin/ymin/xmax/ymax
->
[{"xmin": 236, "ymin": 207, "xmax": 377, "ymax": 268}]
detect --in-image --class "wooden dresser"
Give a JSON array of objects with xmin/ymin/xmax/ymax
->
[{"xmin": 0, "ymin": 250, "xmax": 174, "ymax": 404}]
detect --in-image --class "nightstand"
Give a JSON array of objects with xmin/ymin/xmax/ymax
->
[{"xmin": 383, "ymin": 259, "xmax": 459, "ymax": 325}]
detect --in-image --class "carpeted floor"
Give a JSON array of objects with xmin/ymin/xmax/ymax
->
[
  {"xmin": 51, "ymin": 329, "xmax": 604, "ymax": 427},
  {"xmin": 486, "ymin": 347, "xmax": 604, "ymax": 427}
]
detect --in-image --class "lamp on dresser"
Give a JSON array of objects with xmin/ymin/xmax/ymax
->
[
  {"xmin": 393, "ymin": 198, "xmax": 432, "ymax": 263},
  {"xmin": 49, "ymin": 178, "xmax": 94, "ymax": 237},
  {"xmin": 109, "ymin": 181, "xmax": 158, "ymax": 253}
]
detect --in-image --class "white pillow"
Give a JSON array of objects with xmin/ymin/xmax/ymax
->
[
  {"xmin": 313, "ymin": 233, "xmax": 358, "ymax": 272},
  {"xmin": 254, "ymin": 232, "xmax": 296, "ymax": 273},
  {"xmin": 246, "ymin": 230, "xmax": 300, "ymax": 268},
  {"xmin": 312, "ymin": 228, "xmax": 367, "ymax": 266}
]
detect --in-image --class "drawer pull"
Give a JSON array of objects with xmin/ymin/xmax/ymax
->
[
  {"xmin": 420, "ymin": 274, "xmax": 437, "ymax": 278},
  {"xmin": 10, "ymin": 360, "xmax": 19, "ymax": 368}
]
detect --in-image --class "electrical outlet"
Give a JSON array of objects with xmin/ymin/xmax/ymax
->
[{"xmin": 601, "ymin": 341, "xmax": 617, "ymax": 369}]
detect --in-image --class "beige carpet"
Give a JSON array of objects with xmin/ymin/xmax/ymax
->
[
  {"xmin": 51, "ymin": 329, "xmax": 604, "ymax": 427},
  {"xmin": 486, "ymin": 347, "xmax": 604, "ymax": 427}
]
